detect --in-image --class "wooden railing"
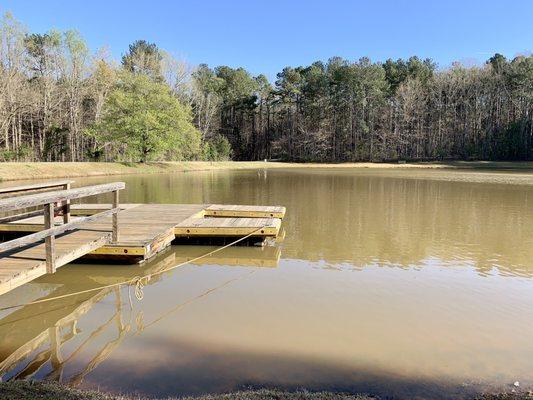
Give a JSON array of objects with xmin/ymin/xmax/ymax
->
[
  {"xmin": 0, "ymin": 180, "xmax": 74, "ymax": 195},
  {"xmin": 0, "ymin": 182, "xmax": 125, "ymax": 273},
  {"xmin": 0, "ymin": 180, "xmax": 74, "ymax": 224}
]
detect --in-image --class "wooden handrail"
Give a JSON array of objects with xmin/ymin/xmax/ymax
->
[
  {"xmin": 0, "ymin": 209, "xmax": 50, "ymax": 224},
  {"xmin": 0, "ymin": 180, "xmax": 74, "ymax": 195},
  {"xmin": 0, "ymin": 180, "xmax": 74, "ymax": 224},
  {"xmin": 0, "ymin": 182, "xmax": 125, "ymax": 213},
  {"xmin": 0, "ymin": 181, "xmax": 125, "ymax": 274},
  {"xmin": 0, "ymin": 207, "xmax": 120, "ymax": 253}
]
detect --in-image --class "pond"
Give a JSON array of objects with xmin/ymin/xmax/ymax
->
[{"xmin": 1, "ymin": 167, "xmax": 532, "ymax": 399}]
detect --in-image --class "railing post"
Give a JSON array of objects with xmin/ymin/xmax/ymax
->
[
  {"xmin": 62, "ymin": 182, "xmax": 71, "ymax": 224},
  {"xmin": 112, "ymin": 190, "xmax": 119, "ymax": 242},
  {"xmin": 44, "ymin": 202, "xmax": 56, "ymax": 273}
]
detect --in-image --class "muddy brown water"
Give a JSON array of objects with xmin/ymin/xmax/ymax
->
[{"xmin": 0, "ymin": 168, "xmax": 532, "ymax": 399}]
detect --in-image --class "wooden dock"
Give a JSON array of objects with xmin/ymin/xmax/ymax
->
[{"xmin": 0, "ymin": 181, "xmax": 285, "ymax": 297}]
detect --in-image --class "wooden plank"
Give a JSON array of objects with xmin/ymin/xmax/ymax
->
[
  {"xmin": 0, "ymin": 224, "xmax": 44, "ymax": 232},
  {"xmin": 0, "ymin": 214, "xmax": 87, "ymax": 227},
  {"xmin": 62, "ymin": 181, "xmax": 71, "ymax": 224},
  {"xmin": 145, "ymin": 228, "xmax": 175, "ymax": 259},
  {"xmin": 0, "ymin": 180, "xmax": 74, "ymax": 195},
  {"xmin": 88, "ymin": 246, "xmax": 145, "ymax": 256},
  {"xmin": 0, "ymin": 182, "xmax": 125, "ymax": 213},
  {"xmin": 0, "ymin": 209, "xmax": 44, "ymax": 224},
  {"xmin": 44, "ymin": 203, "xmax": 55, "ymax": 274},
  {"xmin": 175, "ymin": 217, "xmax": 281, "ymax": 237},
  {"xmin": 204, "ymin": 204, "xmax": 286, "ymax": 218},
  {"xmin": 112, "ymin": 190, "xmax": 119, "ymax": 242},
  {"xmin": 69, "ymin": 204, "xmax": 140, "ymax": 216}
]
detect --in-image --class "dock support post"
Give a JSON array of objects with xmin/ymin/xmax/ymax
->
[
  {"xmin": 44, "ymin": 202, "xmax": 56, "ymax": 274},
  {"xmin": 112, "ymin": 190, "xmax": 119, "ymax": 242},
  {"xmin": 62, "ymin": 182, "xmax": 71, "ymax": 224}
]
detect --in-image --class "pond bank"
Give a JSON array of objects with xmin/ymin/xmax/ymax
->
[
  {"xmin": 0, "ymin": 381, "xmax": 375, "ymax": 400},
  {"xmin": 0, "ymin": 381, "xmax": 529, "ymax": 400},
  {"xmin": 0, "ymin": 161, "xmax": 532, "ymax": 182}
]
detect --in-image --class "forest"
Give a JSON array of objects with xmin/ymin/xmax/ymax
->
[{"xmin": 0, "ymin": 12, "xmax": 532, "ymax": 163}]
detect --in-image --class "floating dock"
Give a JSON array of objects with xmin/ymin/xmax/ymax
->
[{"xmin": 0, "ymin": 181, "xmax": 285, "ymax": 296}]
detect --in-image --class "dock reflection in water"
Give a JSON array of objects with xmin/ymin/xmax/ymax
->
[{"xmin": 0, "ymin": 245, "xmax": 281, "ymax": 385}]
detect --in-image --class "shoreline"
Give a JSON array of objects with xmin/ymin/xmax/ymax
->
[
  {"xmin": 0, "ymin": 381, "xmax": 527, "ymax": 400},
  {"xmin": 0, "ymin": 382, "xmax": 375, "ymax": 400},
  {"xmin": 0, "ymin": 161, "xmax": 532, "ymax": 182}
]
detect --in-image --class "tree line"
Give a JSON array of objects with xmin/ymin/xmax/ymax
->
[{"xmin": 1, "ymin": 12, "xmax": 531, "ymax": 163}]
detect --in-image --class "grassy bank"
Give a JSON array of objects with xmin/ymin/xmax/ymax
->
[
  {"xmin": 0, "ymin": 161, "xmax": 532, "ymax": 182},
  {"xmin": 0, "ymin": 161, "xmax": 281, "ymax": 182}
]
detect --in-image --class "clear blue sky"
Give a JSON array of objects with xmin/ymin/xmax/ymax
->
[{"xmin": 1, "ymin": 0, "xmax": 532, "ymax": 80}]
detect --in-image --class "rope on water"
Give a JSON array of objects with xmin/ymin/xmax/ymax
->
[{"xmin": 0, "ymin": 226, "xmax": 267, "ymax": 312}]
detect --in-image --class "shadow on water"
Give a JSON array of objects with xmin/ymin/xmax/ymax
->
[{"xmin": 75, "ymin": 335, "xmax": 498, "ymax": 400}]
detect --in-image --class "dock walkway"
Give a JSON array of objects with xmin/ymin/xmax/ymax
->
[{"xmin": 1, "ymin": 203, "xmax": 284, "ymax": 261}]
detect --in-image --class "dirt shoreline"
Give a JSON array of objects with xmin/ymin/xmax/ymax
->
[
  {"xmin": 0, "ymin": 381, "xmax": 375, "ymax": 400},
  {"xmin": 0, "ymin": 161, "xmax": 532, "ymax": 182},
  {"xmin": 0, "ymin": 381, "xmax": 529, "ymax": 400}
]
